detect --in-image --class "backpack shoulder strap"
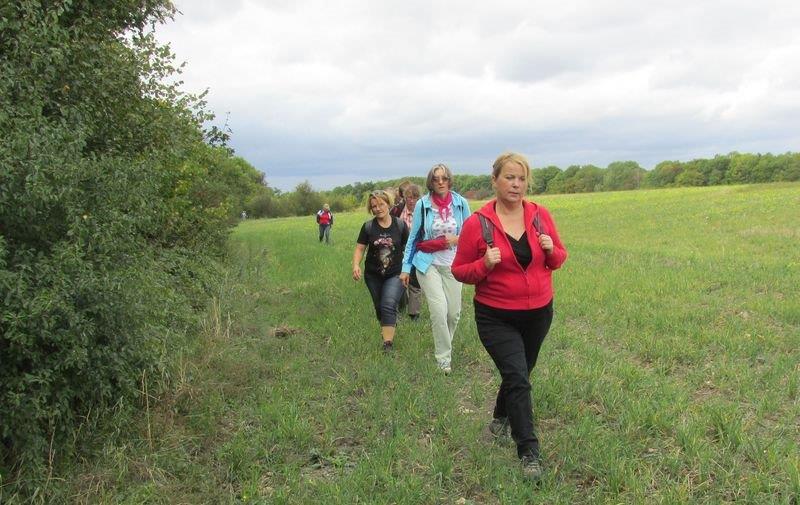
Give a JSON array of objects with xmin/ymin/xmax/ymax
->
[
  {"xmin": 478, "ymin": 214, "xmax": 494, "ymax": 247},
  {"xmin": 416, "ymin": 205, "xmax": 427, "ymax": 242},
  {"xmin": 532, "ymin": 211, "xmax": 546, "ymax": 236},
  {"xmin": 394, "ymin": 216, "xmax": 406, "ymax": 235}
]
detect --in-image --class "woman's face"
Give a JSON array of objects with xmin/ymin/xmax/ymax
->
[
  {"xmin": 493, "ymin": 161, "xmax": 528, "ymax": 205},
  {"xmin": 431, "ymin": 169, "xmax": 450, "ymax": 197},
  {"xmin": 370, "ymin": 196, "xmax": 390, "ymax": 217},
  {"xmin": 404, "ymin": 193, "xmax": 418, "ymax": 211}
]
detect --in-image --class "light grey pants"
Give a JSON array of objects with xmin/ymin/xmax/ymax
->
[{"xmin": 417, "ymin": 264, "xmax": 462, "ymax": 365}]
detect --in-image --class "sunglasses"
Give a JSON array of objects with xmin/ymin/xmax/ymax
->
[{"xmin": 432, "ymin": 176, "xmax": 450, "ymax": 183}]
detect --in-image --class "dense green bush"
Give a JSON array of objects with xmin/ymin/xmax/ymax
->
[{"xmin": 0, "ymin": 1, "xmax": 268, "ymax": 491}]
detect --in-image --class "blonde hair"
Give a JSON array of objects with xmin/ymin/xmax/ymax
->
[
  {"xmin": 492, "ymin": 152, "xmax": 531, "ymax": 179},
  {"xmin": 366, "ymin": 190, "xmax": 392, "ymax": 213}
]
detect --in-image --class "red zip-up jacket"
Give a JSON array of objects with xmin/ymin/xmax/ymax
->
[{"xmin": 451, "ymin": 199, "xmax": 567, "ymax": 310}]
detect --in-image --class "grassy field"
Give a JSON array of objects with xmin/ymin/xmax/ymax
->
[{"xmin": 43, "ymin": 183, "xmax": 799, "ymax": 503}]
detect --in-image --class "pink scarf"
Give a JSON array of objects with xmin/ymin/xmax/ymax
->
[{"xmin": 431, "ymin": 191, "xmax": 452, "ymax": 222}]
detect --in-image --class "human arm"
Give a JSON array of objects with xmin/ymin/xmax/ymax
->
[
  {"xmin": 416, "ymin": 236, "xmax": 449, "ymax": 252},
  {"xmin": 353, "ymin": 223, "xmax": 369, "ymax": 280},
  {"xmin": 352, "ymin": 243, "xmax": 366, "ymax": 281},
  {"xmin": 451, "ymin": 215, "xmax": 495, "ymax": 284}
]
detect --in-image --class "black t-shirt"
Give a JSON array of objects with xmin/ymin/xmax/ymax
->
[{"xmin": 357, "ymin": 217, "xmax": 409, "ymax": 277}]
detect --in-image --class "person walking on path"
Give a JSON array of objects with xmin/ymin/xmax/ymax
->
[
  {"xmin": 352, "ymin": 191, "xmax": 409, "ymax": 353},
  {"xmin": 400, "ymin": 163, "xmax": 471, "ymax": 374},
  {"xmin": 316, "ymin": 203, "xmax": 334, "ymax": 244},
  {"xmin": 452, "ymin": 152, "xmax": 568, "ymax": 482},
  {"xmin": 397, "ymin": 183, "xmax": 423, "ymax": 321}
]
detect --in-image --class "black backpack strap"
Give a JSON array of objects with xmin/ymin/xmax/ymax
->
[
  {"xmin": 478, "ymin": 214, "xmax": 494, "ymax": 247},
  {"xmin": 533, "ymin": 211, "xmax": 548, "ymax": 236},
  {"xmin": 412, "ymin": 205, "xmax": 426, "ymax": 243},
  {"xmin": 394, "ymin": 216, "xmax": 406, "ymax": 235}
]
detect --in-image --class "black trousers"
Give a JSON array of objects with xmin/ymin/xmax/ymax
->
[{"xmin": 474, "ymin": 298, "xmax": 553, "ymax": 458}]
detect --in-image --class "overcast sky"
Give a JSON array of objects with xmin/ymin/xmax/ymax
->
[{"xmin": 156, "ymin": 0, "xmax": 800, "ymax": 191}]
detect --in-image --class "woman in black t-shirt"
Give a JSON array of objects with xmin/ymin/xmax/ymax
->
[{"xmin": 352, "ymin": 190, "xmax": 409, "ymax": 353}]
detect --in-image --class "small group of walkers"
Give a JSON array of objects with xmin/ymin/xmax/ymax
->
[{"xmin": 350, "ymin": 152, "xmax": 568, "ymax": 482}]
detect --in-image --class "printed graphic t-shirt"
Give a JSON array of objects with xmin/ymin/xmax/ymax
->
[{"xmin": 357, "ymin": 218, "xmax": 409, "ymax": 278}]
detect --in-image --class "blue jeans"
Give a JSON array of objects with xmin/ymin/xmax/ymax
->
[
  {"xmin": 318, "ymin": 224, "xmax": 331, "ymax": 243},
  {"xmin": 363, "ymin": 274, "xmax": 404, "ymax": 327}
]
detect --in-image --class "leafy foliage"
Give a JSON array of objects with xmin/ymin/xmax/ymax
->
[{"xmin": 0, "ymin": 0, "xmax": 271, "ymax": 492}]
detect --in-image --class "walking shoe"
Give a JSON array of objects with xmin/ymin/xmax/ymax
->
[
  {"xmin": 520, "ymin": 453, "xmax": 543, "ymax": 482},
  {"xmin": 409, "ymin": 314, "xmax": 420, "ymax": 321},
  {"xmin": 437, "ymin": 360, "xmax": 451, "ymax": 375},
  {"xmin": 489, "ymin": 417, "xmax": 510, "ymax": 440},
  {"xmin": 382, "ymin": 340, "xmax": 394, "ymax": 354}
]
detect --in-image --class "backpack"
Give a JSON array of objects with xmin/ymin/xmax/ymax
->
[{"xmin": 478, "ymin": 211, "xmax": 545, "ymax": 247}]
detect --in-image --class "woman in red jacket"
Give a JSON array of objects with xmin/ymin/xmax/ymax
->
[{"xmin": 452, "ymin": 152, "xmax": 567, "ymax": 482}]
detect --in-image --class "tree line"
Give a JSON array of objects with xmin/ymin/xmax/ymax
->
[
  {"xmin": 314, "ymin": 153, "xmax": 800, "ymax": 209},
  {"xmin": 254, "ymin": 152, "xmax": 799, "ymax": 220}
]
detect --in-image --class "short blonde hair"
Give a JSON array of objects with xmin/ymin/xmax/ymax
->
[
  {"xmin": 425, "ymin": 163, "xmax": 453, "ymax": 192},
  {"xmin": 492, "ymin": 152, "xmax": 531, "ymax": 179},
  {"xmin": 366, "ymin": 190, "xmax": 392, "ymax": 213}
]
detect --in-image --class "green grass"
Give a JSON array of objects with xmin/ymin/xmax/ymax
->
[{"xmin": 22, "ymin": 183, "xmax": 799, "ymax": 504}]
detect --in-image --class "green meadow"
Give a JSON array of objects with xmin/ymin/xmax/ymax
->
[{"xmin": 58, "ymin": 183, "xmax": 798, "ymax": 503}]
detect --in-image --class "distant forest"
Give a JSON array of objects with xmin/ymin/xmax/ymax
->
[
  {"xmin": 326, "ymin": 151, "xmax": 800, "ymax": 203},
  {"xmin": 246, "ymin": 151, "xmax": 799, "ymax": 218}
]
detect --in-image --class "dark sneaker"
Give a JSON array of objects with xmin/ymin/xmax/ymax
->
[
  {"xmin": 382, "ymin": 340, "xmax": 394, "ymax": 354},
  {"xmin": 409, "ymin": 314, "xmax": 420, "ymax": 321},
  {"xmin": 521, "ymin": 454, "xmax": 543, "ymax": 482},
  {"xmin": 489, "ymin": 417, "xmax": 510, "ymax": 440}
]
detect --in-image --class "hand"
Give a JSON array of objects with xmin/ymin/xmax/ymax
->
[
  {"xmin": 483, "ymin": 246, "xmax": 501, "ymax": 269},
  {"xmin": 352, "ymin": 265, "xmax": 362, "ymax": 281},
  {"xmin": 399, "ymin": 272, "xmax": 410, "ymax": 287},
  {"xmin": 445, "ymin": 233, "xmax": 459, "ymax": 248},
  {"xmin": 538, "ymin": 234, "xmax": 553, "ymax": 253}
]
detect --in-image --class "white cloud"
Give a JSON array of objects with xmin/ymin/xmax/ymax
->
[{"xmin": 157, "ymin": 0, "xmax": 800, "ymax": 190}]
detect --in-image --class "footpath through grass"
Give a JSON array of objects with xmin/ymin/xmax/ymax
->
[{"xmin": 54, "ymin": 183, "xmax": 799, "ymax": 503}]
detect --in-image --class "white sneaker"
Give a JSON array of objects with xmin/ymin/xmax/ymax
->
[{"xmin": 437, "ymin": 360, "xmax": 452, "ymax": 375}]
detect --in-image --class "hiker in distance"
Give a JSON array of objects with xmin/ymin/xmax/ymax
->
[
  {"xmin": 395, "ymin": 183, "xmax": 423, "ymax": 321},
  {"xmin": 352, "ymin": 190, "xmax": 409, "ymax": 354},
  {"xmin": 452, "ymin": 152, "xmax": 567, "ymax": 482},
  {"xmin": 399, "ymin": 163, "xmax": 471, "ymax": 374},
  {"xmin": 316, "ymin": 203, "xmax": 334, "ymax": 244}
]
